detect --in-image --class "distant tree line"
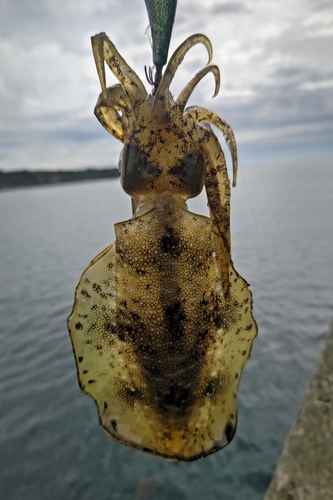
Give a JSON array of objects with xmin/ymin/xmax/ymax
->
[{"xmin": 0, "ymin": 168, "xmax": 119, "ymax": 190}]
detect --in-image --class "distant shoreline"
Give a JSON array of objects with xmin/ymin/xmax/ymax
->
[{"xmin": 0, "ymin": 168, "xmax": 119, "ymax": 191}]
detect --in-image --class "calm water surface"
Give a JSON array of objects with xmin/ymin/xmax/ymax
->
[{"xmin": 0, "ymin": 161, "xmax": 332, "ymax": 500}]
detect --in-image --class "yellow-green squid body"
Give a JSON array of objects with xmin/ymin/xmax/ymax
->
[{"xmin": 68, "ymin": 33, "xmax": 257, "ymax": 461}]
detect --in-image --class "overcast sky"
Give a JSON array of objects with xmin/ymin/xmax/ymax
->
[{"xmin": 0, "ymin": 0, "xmax": 332, "ymax": 171}]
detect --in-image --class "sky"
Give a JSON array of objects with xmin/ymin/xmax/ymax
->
[{"xmin": 0, "ymin": 0, "xmax": 332, "ymax": 171}]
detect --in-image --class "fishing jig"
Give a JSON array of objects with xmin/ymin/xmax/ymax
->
[{"xmin": 68, "ymin": 31, "xmax": 257, "ymax": 461}]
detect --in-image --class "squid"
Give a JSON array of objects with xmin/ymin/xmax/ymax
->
[{"xmin": 68, "ymin": 32, "xmax": 257, "ymax": 461}]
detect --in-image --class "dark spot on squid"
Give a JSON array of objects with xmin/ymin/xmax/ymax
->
[
  {"xmin": 75, "ymin": 322, "xmax": 83, "ymax": 330},
  {"xmin": 81, "ymin": 289, "xmax": 91, "ymax": 298},
  {"xmin": 146, "ymin": 164, "xmax": 162, "ymax": 177},
  {"xmin": 160, "ymin": 226, "xmax": 182, "ymax": 257},
  {"xmin": 78, "ymin": 356, "xmax": 83, "ymax": 363},
  {"xmin": 225, "ymin": 422, "xmax": 235, "ymax": 443},
  {"xmin": 92, "ymin": 283, "xmax": 102, "ymax": 293},
  {"xmin": 111, "ymin": 419, "xmax": 118, "ymax": 432},
  {"xmin": 164, "ymin": 301, "xmax": 185, "ymax": 341},
  {"xmin": 198, "ymin": 329, "xmax": 209, "ymax": 340},
  {"xmin": 88, "ymin": 379, "xmax": 96, "ymax": 384},
  {"xmin": 162, "ymin": 383, "xmax": 190, "ymax": 410}
]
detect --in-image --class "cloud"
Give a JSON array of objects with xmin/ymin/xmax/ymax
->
[
  {"xmin": 0, "ymin": 0, "xmax": 332, "ymax": 171},
  {"xmin": 210, "ymin": 2, "xmax": 251, "ymax": 15}
]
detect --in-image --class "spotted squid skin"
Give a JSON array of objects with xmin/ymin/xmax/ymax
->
[
  {"xmin": 68, "ymin": 192, "xmax": 256, "ymax": 461},
  {"xmin": 68, "ymin": 32, "xmax": 257, "ymax": 461}
]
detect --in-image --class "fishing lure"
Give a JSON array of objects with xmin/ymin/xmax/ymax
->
[{"xmin": 68, "ymin": 31, "xmax": 257, "ymax": 461}]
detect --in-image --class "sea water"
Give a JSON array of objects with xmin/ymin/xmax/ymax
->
[{"xmin": 0, "ymin": 160, "xmax": 332, "ymax": 500}]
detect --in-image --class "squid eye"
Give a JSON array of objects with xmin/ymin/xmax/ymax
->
[
  {"xmin": 183, "ymin": 153, "xmax": 203, "ymax": 176},
  {"xmin": 120, "ymin": 144, "xmax": 151, "ymax": 196},
  {"xmin": 123, "ymin": 144, "xmax": 145, "ymax": 174},
  {"xmin": 182, "ymin": 150, "xmax": 205, "ymax": 177},
  {"xmin": 118, "ymin": 144, "xmax": 146, "ymax": 180},
  {"xmin": 165, "ymin": 149, "xmax": 205, "ymax": 199}
]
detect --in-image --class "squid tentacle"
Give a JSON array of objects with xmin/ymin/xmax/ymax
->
[
  {"xmin": 197, "ymin": 125, "xmax": 231, "ymax": 293},
  {"xmin": 153, "ymin": 34, "xmax": 212, "ymax": 115},
  {"xmin": 91, "ymin": 33, "xmax": 147, "ymax": 108},
  {"xmin": 185, "ymin": 106, "xmax": 238, "ymax": 187},
  {"xmin": 175, "ymin": 65, "xmax": 220, "ymax": 114},
  {"xmin": 94, "ymin": 84, "xmax": 132, "ymax": 142}
]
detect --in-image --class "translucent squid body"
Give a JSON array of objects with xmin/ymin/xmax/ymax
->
[{"xmin": 68, "ymin": 32, "xmax": 257, "ymax": 461}]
